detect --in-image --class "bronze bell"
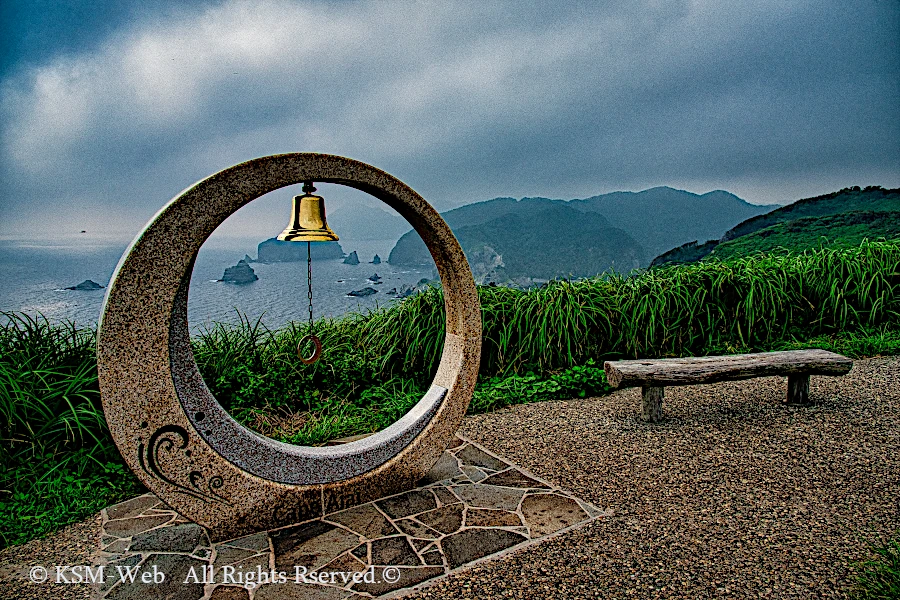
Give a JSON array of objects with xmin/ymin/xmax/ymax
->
[{"xmin": 277, "ymin": 181, "xmax": 339, "ymax": 242}]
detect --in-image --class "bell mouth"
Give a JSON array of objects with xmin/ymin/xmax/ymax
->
[{"xmin": 276, "ymin": 229, "xmax": 339, "ymax": 242}]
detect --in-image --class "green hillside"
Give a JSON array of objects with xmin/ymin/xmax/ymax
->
[
  {"xmin": 651, "ymin": 186, "xmax": 900, "ymax": 266},
  {"xmin": 650, "ymin": 239, "xmax": 720, "ymax": 267},
  {"xmin": 721, "ymin": 186, "xmax": 900, "ymax": 241},
  {"xmin": 708, "ymin": 211, "xmax": 900, "ymax": 260}
]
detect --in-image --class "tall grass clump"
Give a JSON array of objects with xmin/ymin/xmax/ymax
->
[
  {"xmin": 0, "ymin": 312, "xmax": 105, "ymax": 465},
  {"xmin": 854, "ymin": 536, "xmax": 900, "ymax": 599},
  {"xmin": 612, "ymin": 240, "xmax": 898, "ymax": 359},
  {"xmin": 349, "ymin": 240, "xmax": 899, "ymax": 376},
  {"xmin": 0, "ymin": 313, "xmax": 142, "ymax": 547}
]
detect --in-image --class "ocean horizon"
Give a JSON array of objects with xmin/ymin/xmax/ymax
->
[{"xmin": 0, "ymin": 233, "xmax": 433, "ymax": 332}]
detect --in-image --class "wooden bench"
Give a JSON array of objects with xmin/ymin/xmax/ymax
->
[{"xmin": 603, "ymin": 349, "xmax": 853, "ymax": 423}]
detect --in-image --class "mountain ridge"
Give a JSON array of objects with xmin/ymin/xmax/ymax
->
[
  {"xmin": 448, "ymin": 205, "xmax": 645, "ymax": 281},
  {"xmin": 388, "ymin": 187, "xmax": 773, "ymax": 277}
]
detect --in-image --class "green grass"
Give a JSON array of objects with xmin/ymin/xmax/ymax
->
[
  {"xmin": 0, "ymin": 312, "xmax": 144, "ymax": 547},
  {"xmin": 0, "ymin": 456, "xmax": 142, "ymax": 547},
  {"xmin": 701, "ymin": 327, "xmax": 900, "ymax": 359},
  {"xmin": 854, "ymin": 536, "xmax": 900, "ymax": 599},
  {"xmin": 1, "ymin": 240, "xmax": 898, "ymax": 548}
]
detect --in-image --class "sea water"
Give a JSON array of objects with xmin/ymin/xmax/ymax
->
[{"xmin": 0, "ymin": 235, "xmax": 433, "ymax": 332}]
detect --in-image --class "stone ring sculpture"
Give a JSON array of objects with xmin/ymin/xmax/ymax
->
[{"xmin": 97, "ymin": 154, "xmax": 482, "ymax": 540}]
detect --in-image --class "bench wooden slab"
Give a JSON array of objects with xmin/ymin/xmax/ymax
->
[{"xmin": 604, "ymin": 349, "xmax": 853, "ymax": 422}]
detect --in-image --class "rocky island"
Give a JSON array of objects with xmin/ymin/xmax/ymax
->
[
  {"xmin": 257, "ymin": 238, "xmax": 344, "ymax": 262},
  {"xmin": 386, "ymin": 284, "xmax": 416, "ymax": 298},
  {"xmin": 220, "ymin": 259, "xmax": 258, "ymax": 284},
  {"xmin": 66, "ymin": 280, "xmax": 104, "ymax": 291},
  {"xmin": 347, "ymin": 287, "xmax": 378, "ymax": 297},
  {"xmin": 343, "ymin": 251, "xmax": 360, "ymax": 265}
]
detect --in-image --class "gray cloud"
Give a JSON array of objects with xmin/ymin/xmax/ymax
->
[{"xmin": 1, "ymin": 0, "xmax": 898, "ymax": 238}]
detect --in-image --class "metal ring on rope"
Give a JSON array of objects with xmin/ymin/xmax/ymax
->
[{"xmin": 297, "ymin": 334, "xmax": 323, "ymax": 364}]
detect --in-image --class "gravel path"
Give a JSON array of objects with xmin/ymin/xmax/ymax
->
[
  {"xmin": 0, "ymin": 512, "xmax": 100, "ymax": 599},
  {"xmin": 410, "ymin": 356, "xmax": 900, "ymax": 599},
  {"xmin": 1, "ymin": 356, "xmax": 897, "ymax": 599}
]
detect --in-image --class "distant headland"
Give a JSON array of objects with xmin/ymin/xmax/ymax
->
[{"xmin": 256, "ymin": 238, "xmax": 345, "ymax": 262}]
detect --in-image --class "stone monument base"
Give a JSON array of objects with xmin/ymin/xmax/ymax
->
[{"xmin": 95, "ymin": 436, "xmax": 605, "ymax": 599}]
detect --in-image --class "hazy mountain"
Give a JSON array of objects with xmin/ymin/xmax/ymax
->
[
  {"xmin": 327, "ymin": 204, "xmax": 410, "ymax": 241},
  {"xmin": 388, "ymin": 187, "xmax": 771, "ymax": 277},
  {"xmin": 570, "ymin": 187, "xmax": 775, "ymax": 260},
  {"xmin": 452, "ymin": 205, "xmax": 645, "ymax": 281},
  {"xmin": 389, "ymin": 199, "xmax": 644, "ymax": 280},
  {"xmin": 390, "ymin": 197, "xmax": 560, "ymax": 267}
]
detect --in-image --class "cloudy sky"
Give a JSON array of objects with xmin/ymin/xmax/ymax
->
[{"xmin": 1, "ymin": 0, "xmax": 898, "ymax": 240}]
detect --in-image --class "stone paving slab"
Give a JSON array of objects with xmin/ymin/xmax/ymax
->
[{"xmin": 93, "ymin": 435, "xmax": 607, "ymax": 599}]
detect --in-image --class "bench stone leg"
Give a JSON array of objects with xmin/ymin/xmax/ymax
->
[
  {"xmin": 642, "ymin": 385, "xmax": 664, "ymax": 422},
  {"xmin": 786, "ymin": 374, "xmax": 810, "ymax": 405}
]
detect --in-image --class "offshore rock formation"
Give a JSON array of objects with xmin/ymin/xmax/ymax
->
[
  {"xmin": 371, "ymin": 254, "xmax": 381, "ymax": 264},
  {"xmin": 386, "ymin": 284, "xmax": 420, "ymax": 299},
  {"xmin": 257, "ymin": 238, "xmax": 344, "ymax": 262},
  {"xmin": 343, "ymin": 251, "xmax": 360, "ymax": 265},
  {"xmin": 347, "ymin": 287, "xmax": 378, "ymax": 297},
  {"xmin": 221, "ymin": 259, "xmax": 258, "ymax": 284},
  {"xmin": 397, "ymin": 284, "xmax": 416, "ymax": 298},
  {"xmin": 66, "ymin": 279, "xmax": 104, "ymax": 291}
]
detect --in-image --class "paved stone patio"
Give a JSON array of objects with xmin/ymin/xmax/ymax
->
[{"xmin": 94, "ymin": 435, "xmax": 605, "ymax": 599}]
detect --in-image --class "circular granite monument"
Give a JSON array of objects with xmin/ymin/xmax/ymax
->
[{"xmin": 97, "ymin": 154, "xmax": 482, "ymax": 540}]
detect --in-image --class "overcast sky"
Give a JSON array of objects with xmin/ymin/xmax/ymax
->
[{"xmin": 1, "ymin": 0, "xmax": 898, "ymax": 240}]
